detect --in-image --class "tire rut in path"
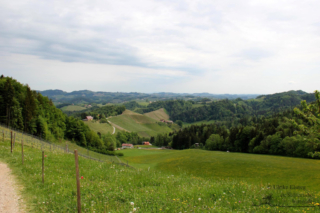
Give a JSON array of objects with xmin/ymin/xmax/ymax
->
[{"xmin": 0, "ymin": 163, "xmax": 24, "ymax": 213}]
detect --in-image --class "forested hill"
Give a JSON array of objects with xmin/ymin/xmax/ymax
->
[
  {"xmin": 0, "ymin": 76, "xmax": 133, "ymax": 155},
  {"xmin": 151, "ymin": 91, "xmax": 320, "ymax": 159},
  {"xmin": 40, "ymin": 89, "xmax": 260, "ymax": 104},
  {"xmin": 130, "ymin": 90, "xmax": 316, "ymax": 123}
]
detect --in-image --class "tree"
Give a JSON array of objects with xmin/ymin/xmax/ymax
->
[
  {"xmin": 3, "ymin": 78, "xmax": 15, "ymax": 126},
  {"xmin": 205, "ymin": 134, "xmax": 224, "ymax": 150},
  {"xmin": 24, "ymin": 86, "xmax": 36, "ymax": 132},
  {"xmin": 176, "ymin": 120, "xmax": 183, "ymax": 128},
  {"xmin": 291, "ymin": 90, "xmax": 320, "ymax": 158}
]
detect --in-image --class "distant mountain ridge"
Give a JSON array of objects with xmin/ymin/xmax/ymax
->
[{"xmin": 40, "ymin": 89, "xmax": 262, "ymax": 104}]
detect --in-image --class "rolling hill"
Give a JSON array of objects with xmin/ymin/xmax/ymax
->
[
  {"xmin": 119, "ymin": 148, "xmax": 320, "ymax": 191},
  {"xmin": 143, "ymin": 108, "xmax": 169, "ymax": 121},
  {"xmin": 108, "ymin": 110, "xmax": 175, "ymax": 137},
  {"xmin": 83, "ymin": 120, "xmax": 115, "ymax": 134}
]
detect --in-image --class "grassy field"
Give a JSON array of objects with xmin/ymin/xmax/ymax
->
[
  {"xmin": 84, "ymin": 120, "xmax": 115, "ymax": 134},
  {"xmin": 108, "ymin": 110, "xmax": 173, "ymax": 137},
  {"xmin": 118, "ymin": 148, "xmax": 320, "ymax": 192},
  {"xmin": 136, "ymin": 101, "xmax": 149, "ymax": 107},
  {"xmin": 61, "ymin": 105, "xmax": 87, "ymax": 111},
  {"xmin": 1, "ymin": 140, "xmax": 320, "ymax": 212},
  {"xmin": 144, "ymin": 108, "xmax": 169, "ymax": 121},
  {"xmin": 183, "ymin": 120, "xmax": 216, "ymax": 127}
]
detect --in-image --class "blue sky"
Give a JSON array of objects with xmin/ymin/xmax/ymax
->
[{"xmin": 1, "ymin": 0, "xmax": 320, "ymax": 94}]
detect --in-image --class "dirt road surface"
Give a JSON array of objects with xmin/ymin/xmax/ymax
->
[{"xmin": 0, "ymin": 163, "xmax": 24, "ymax": 213}]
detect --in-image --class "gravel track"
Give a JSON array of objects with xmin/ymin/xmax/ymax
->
[{"xmin": 0, "ymin": 163, "xmax": 24, "ymax": 213}]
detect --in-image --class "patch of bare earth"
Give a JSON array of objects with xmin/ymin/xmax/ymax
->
[{"xmin": 0, "ymin": 163, "xmax": 25, "ymax": 213}]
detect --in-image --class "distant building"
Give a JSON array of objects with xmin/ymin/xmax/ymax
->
[
  {"xmin": 122, "ymin": 144, "xmax": 133, "ymax": 149},
  {"xmin": 143, "ymin": 142, "xmax": 151, "ymax": 145},
  {"xmin": 83, "ymin": 116, "xmax": 93, "ymax": 121},
  {"xmin": 160, "ymin": 119, "xmax": 173, "ymax": 124}
]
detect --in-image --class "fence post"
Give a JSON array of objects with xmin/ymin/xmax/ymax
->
[
  {"xmin": 2, "ymin": 132, "xmax": 4, "ymax": 142},
  {"xmin": 11, "ymin": 131, "xmax": 13, "ymax": 153},
  {"xmin": 13, "ymin": 133, "xmax": 16, "ymax": 148},
  {"xmin": 42, "ymin": 151, "xmax": 44, "ymax": 184},
  {"xmin": 74, "ymin": 150, "xmax": 81, "ymax": 213},
  {"xmin": 21, "ymin": 139, "xmax": 24, "ymax": 165}
]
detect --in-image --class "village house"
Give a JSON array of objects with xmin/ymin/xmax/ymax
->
[
  {"xmin": 143, "ymin": 142, "xmax": 151, "ymax": 145},
  {"xmin": 160, "ymin": 119, "xmax": 173, "ymax": 124},
  {"xmin": 122, "ymin": 143, "xmax": 133, "ymax": 149},
  {"xmin": 83, "ymin": 116, "xmax": 93, "ymax": 121}
]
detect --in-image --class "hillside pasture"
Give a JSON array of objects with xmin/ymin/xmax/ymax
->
[
  {"xmin": 108, "ymin": 110, "xmax": 173, "ymax": 137},
  {"xmin": 3, "ymin": 142, "xmax": 319, "ymax": 212},
  {"xmin": 61, "ymin": 105, "xmax": 86, "ymax": 111},
  {"xmin": 84, "ymin": 120, "xmax": 115, "ymax": 134},
  {"xmin": 0, "ymin": 127, "xmax": 319, "ymax": 212},
  {"xmin": 144, "ymin": 108, "xmax": 169, "ymax": 121},
  {"xmin": 119, "ymin": 148, "xmax": 320, "ymax": 191}
]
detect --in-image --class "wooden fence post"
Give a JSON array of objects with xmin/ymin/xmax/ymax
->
[
  {"xmin": 74, "ymin": 150, "xmax": 81, "ymax": 213},
  {"xmin": 2, "ymin": 132, "xmax": 4, "ymax": 142},
  {"xmin": 11, "ymin": 131, "xmax": 13, "ymax": 153},
  {"xmin": 13, "ymin": 133, "xmax": 16, "ymax": 148},
  {"xmin": 42, "ymin": 151, "xmax": 44, "ymax": 184},
  {"xmin": 21, "ymin": 140, "xmax": 24, "ymax": 165}
]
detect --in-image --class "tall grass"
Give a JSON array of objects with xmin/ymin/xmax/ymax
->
[{"xmin": 0, "ymin": 139, "xmax": 319, "ymax": 212}]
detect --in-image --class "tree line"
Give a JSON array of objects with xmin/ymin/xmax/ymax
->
[
  {"xmin": 0, "ymin": 76, "xmax": 136, "ymax": 156},
  {"xmin": 151, "ymin": 91, "xmax": 320, "ymax": 159}
]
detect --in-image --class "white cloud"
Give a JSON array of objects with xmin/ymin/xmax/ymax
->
[{"xmin": 1, "ymin": 0, "xmax": 320, "ymax": 93}]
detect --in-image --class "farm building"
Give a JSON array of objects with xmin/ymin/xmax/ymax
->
[
  {"xmin": 143, "ymin": 142, "xmax": 151, "ymax": 145},
  {"xmin": 122, "ymin": 144, "xmax": 133, "ymax": 149},
  {"xmin": 83, "ymin": 116, "xmax": 94, "ymax": 121},
  {"xmin": 86, "ymin": 116, "xmax": 93, "ymax": 121},
  {"xmin": 160, "ymin": 119, "xmax": 173, "ymax": 124}
]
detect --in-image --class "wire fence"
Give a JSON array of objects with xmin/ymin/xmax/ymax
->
[{"xmin": 0, "ymin": 123, "xmax": 135, "ymax": 169}]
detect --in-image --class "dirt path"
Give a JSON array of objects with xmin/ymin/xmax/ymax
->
[{"xmin": 0, "ymin": 163, "xmax": 24, "ymax": 213}]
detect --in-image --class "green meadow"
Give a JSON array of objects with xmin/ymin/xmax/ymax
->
[
  {"xmin": 183, "ymin": 120, "xmax": 216, "ymax": 127},
  {"xmin": 84, "ymin": 120, "xmax": 115, "ymax": 134},
  {"xmin": 1, "ymin": 140, "xmax": 320, "ymax": 212},
  {"xmin": 119, "ymin": 148, "xmax": 320, "ymax": 192},
  {"xmin": 144, "ymin": 108, "xmax": 169, "ymax": 121},
  {"xmin": 108, "ymin": 110, "xmax": 174, "ymax": 137},
  {"xmin": 61, "ymin": 105, "xmax": 87, "ymax": 111}
]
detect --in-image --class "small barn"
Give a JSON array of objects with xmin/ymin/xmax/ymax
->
[{"xmin": 143, "ymin": 142, "xmax": 150, "ymax": 145}]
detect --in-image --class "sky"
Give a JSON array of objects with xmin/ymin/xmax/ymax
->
[{"xmin": 1, "ymin": 0, "xmax": 320, "ymax": 94}]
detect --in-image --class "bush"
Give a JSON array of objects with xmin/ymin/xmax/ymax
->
[{"xmin": 100, "ymin": 118, "xmax": 108, "ymax": 123}]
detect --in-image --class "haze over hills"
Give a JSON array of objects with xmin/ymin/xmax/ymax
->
[{"xmin": 40, "ymin": 89, "xmax": 263, "ymax": 104}]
